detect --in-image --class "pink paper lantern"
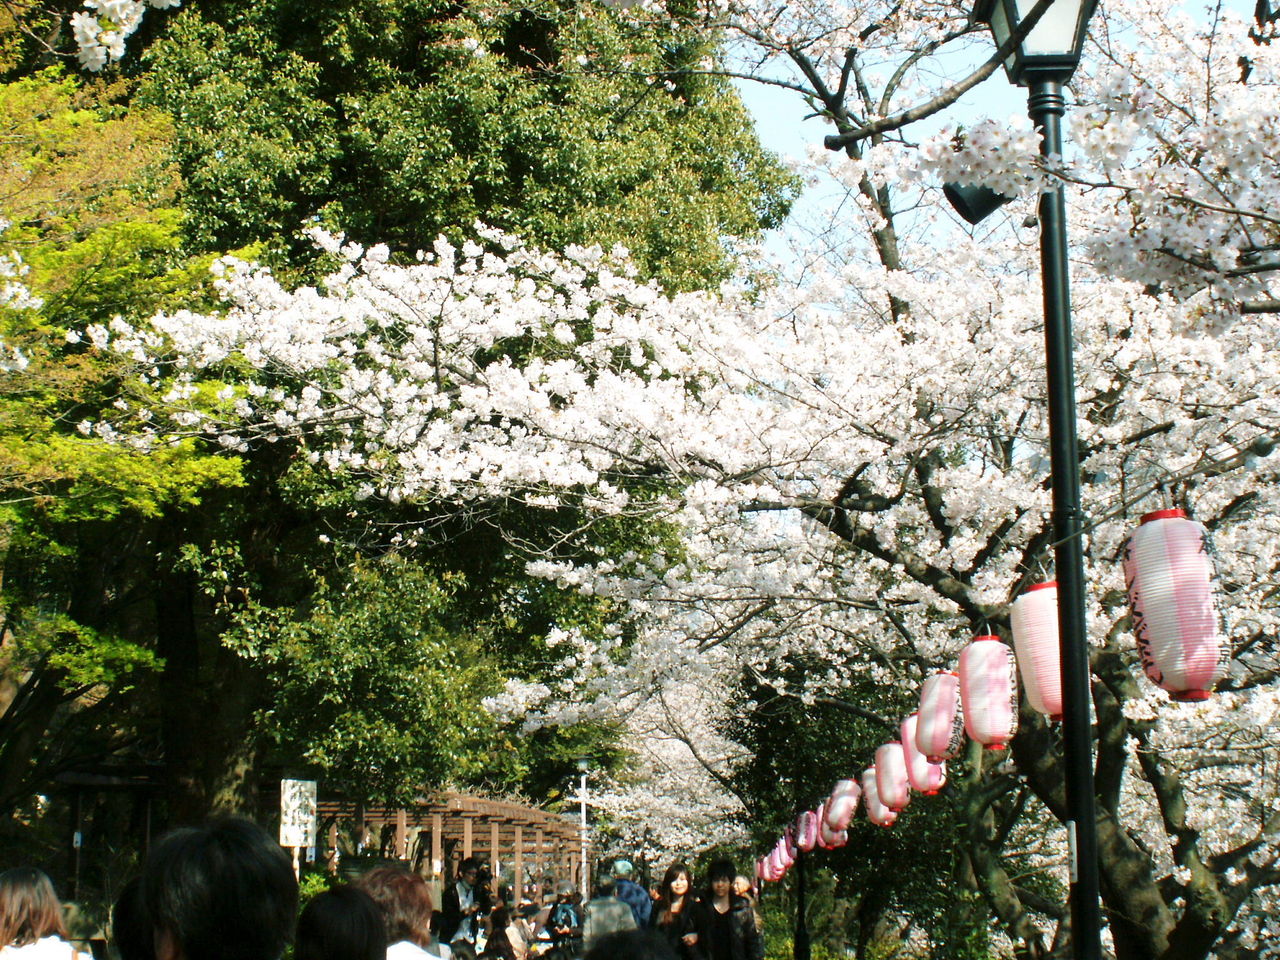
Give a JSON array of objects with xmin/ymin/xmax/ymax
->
[
  {"xmin": 768, "ymin": 855, "xmax": 788, "ymax": 885},
  {"xmin": 916, "ymin": 671, "xmax": 966, "ymax": 763},
  {"xmin": 766, "ymin": 848, "xmax": 786, "ymax": 879},
  {"xmin": 1011, "ymin": 581, "xmax": 1064, "ymax": 720},
  {"xmin": 874, "ymin": 742, "xmax": 912, "ymax": 812},
  {"xmin": 818, "ymin": 819, "xmax": 848, "ymax": 849},
  {"xmin": 901, "ymin": 714, "xmax": 947, "ymax": 795},
  {"xmin": 825, "ymin": 779, "xmax": 861, "ymax": 830},
  {"xmin": 766, "ymin": 854, "xmax": 784, "ymax": 881},
  {"xmin": 861, "ymin": 767, "xmax": 898, "ymax": 828},
  {"xmin": 795, "ymin": 810, "xmax": 818, "ymax": 852},
  {"xmin": 774, "ymin": 838, "xmax": 793, "ymax": 869},
  {"xmin": 1124, "ymin": 509, "xmax": 1230, "ymax": 702},
  {"xmin": 959, "ymin": 635, "xmax": 1019, "ymax": 751},
  {"xmin": 783, "ymin": 827, "xmax": 797, "ymax": 859},
  {"xmin": 814, "ymin": 805, "xmax": 837, "ymax": 849}
]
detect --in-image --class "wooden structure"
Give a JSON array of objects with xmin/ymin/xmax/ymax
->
[{"xmin": 316, "ymin": 791, "xmax": 583, "ymax": 891}]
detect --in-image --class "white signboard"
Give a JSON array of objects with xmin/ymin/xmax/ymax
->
[{"xmin": 279, "ymin": 779, "xmax": 317, "ymax": 848}]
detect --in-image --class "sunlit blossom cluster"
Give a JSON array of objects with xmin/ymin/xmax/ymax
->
[{"xmin": 72, "ymin": 0, "xmax": 182, "ymax": 71}]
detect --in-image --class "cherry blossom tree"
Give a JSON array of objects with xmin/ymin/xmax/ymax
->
[{"xmin": 67, "ymin": 0, "xmax": 1280, "ymax": 957}]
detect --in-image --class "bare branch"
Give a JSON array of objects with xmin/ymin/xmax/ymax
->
[{"xmin": 823, "ymin": 0, "xmax": 1058, "ymax": 149}]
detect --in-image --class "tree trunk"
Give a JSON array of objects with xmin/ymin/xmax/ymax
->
[{"xmin": 155, "ymin": 561, "xmax": 263, "ymax": 825}]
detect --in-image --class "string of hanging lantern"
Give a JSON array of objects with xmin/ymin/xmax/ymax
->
[{"xmin": 753, "ymin": 507, "xmax": 1231, "ymax": 886}]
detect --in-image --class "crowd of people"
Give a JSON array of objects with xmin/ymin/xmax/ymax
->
[
  {"xmin": 0, "ymin": 818, "xmax": 765, "ymax": 960},
  {"xmin": 579, "ymin": 860, "xmax": 764, "ymax": 960}
]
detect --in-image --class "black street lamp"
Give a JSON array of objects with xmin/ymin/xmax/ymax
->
[
  {"xmin": 947, "ymin": 2, "xmax": 1102, "ymax": 959},
  {"xmin": 794, "ymin": 846, "xmax": 810, "ymax": 960}
]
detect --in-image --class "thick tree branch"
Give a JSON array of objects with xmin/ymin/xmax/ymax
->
[{"xmin": 823, "ymin": 0, "xmax": 1057, "ymax": 148}]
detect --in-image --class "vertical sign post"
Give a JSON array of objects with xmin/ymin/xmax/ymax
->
[{"xmin": 280, "ymin": 778, "xmax": 318, "ymax": 880}]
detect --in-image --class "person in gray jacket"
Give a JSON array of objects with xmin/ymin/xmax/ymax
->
[{"xmin": 582, "ymin": 878, "xmax": 637, "ymax": 953}]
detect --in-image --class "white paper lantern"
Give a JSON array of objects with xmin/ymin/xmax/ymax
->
[
  {"xmin": 1124, "ymin": 509, "xmax": 1229, "ymax": 701},
  {"xmin": 862, "ymin": 767, "xmax": 898, "ymax": 828},
  {"xmin": 959, "ymin": 635, "xmax": 1019, "ymax": 751},
  {"xmin": 1011, "ymin": 581, "xmax": 1065, "ymax": 720},
  {"xmin": 875, "ymin": 742, "xmax": 912, "ymax": 812},
  {"xmin": 824, "ymin": 779, "xmax": 861, "ymax": 831},
  {"xmin": 916, "ymin": 671, "xmax": 966, "ymax": 763},
  {"xmin": 818, "ymin": 818, "xmax": 848, "ymax": 849},
  {"xmin": 795, "ymin": 810, "xmax": 818, "ymax": 852},
  {"xmin": 901, "ymin": 713, "xmax": 947, "ymax": 794}
]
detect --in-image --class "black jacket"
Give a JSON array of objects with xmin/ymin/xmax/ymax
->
[
  {"xmin": 439, "ymin": 880, "xmax": 487, "ymax": 943},
  {"xmin": 654, "ymin": 897, "xmax": 707, "ymax": 960},
  {"xmin": 703, "ymin": 895, "xmax": 763, "ymax": 960}
]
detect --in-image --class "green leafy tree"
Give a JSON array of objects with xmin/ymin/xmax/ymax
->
[
  {"xmin": 135, "ymin": 0, "xmax": 797, "ymax": 289},
  {"xmin": 4, "ymin": 0, "xmax": 797, "ymax": 840},
  {"xmin": 0, "ymin": 67, "xmax": 246, "ymax": 830}
]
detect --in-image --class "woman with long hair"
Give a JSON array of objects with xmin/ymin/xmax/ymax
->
[
  {"xmin": 356, "ymin": 867, "xmax": 452, "ymax": 959},
  {"xmin": 700, "ymin": 860, "xmax": 762, "ymax": 960},
  {"xmin": 652, "ymin": 863, "xmax": 704, "ymax": 960},
  {"xmin": 0, "ymin": 868, "xmax": 78, "ymax": 959}
]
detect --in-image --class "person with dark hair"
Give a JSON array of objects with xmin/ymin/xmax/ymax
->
[
  {"xmin": 652, "ymin": 863, "xmax": 704, "ymax": 960},
  {"xmin": 438, "ymin": 859, "xmax": 483, "ymax": 946},
  {"xmin": 477, "ymin": 906, "xmax": 515, "ymax": 960},
  {"xmin": 584, "ymin": 929, "xmax": 679, "ymax": 960},
  {"xmin": 141, "ymin": 817, "xmax": 298, "ymax": 960},
  {"xmin": 0, "ymin": 868, "xmax": 77, "ymax": 958},
  {"xmin": 295, "ymin": 885, "xmax": 385, "ymax": 960},
  {"xmin": 355, "ymin": 867, "xmax": 450, "ymax": 959},
  {"xmin": 111, "ymin": 878, "xmax": 154, "ymax": 960},
  {"xmin": 700, "ymin": 861, "xmax": 762, "ymax": 960}
]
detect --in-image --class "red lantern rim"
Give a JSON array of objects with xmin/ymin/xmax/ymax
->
[
  {"xmin": 1169, "ymin": 689, "xmax": 1211, "ymax": 702},
  {"xmin": 984, "ymin": 743, "xmax": 1009, "ymax": 752},
  {"xmin": 1141, "ymin": 508, "xmax": 1187, "ymax": 523},
  {"xmin": 971, "ymin": 635, "xmax": 1002, "ymax": 643},
  {"xmin": 1026, "ymin": 581, "xmax": 1057, "ymax": 592}
]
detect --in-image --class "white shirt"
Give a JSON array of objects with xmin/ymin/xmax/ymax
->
[
  {"xmin": 387, "ymin": 942, "xmax": 452, "ymax": 960},
  {"xmin": 1, "ymin": 939, "xmax": 81, "ymax": 960},
  {"xmin": 454, "ymin": 881, "xmax": 476, "ymax": 941}
]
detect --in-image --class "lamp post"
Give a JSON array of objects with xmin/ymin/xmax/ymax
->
[
  {"xmin": 947, "ymin": 2, "xmax": 1101, "ymax": 958},
  {"xmin": 794, "ymin": 846, "xmax": 810, "ymax": 960},
  {"xmin": 576, "ymin": 757, "xmax": 590, "ymax": 900}
]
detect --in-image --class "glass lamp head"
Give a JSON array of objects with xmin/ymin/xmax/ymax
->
[{"xmin": 972, "ymin": 0, "xmax": 1099, "ymax": 85}]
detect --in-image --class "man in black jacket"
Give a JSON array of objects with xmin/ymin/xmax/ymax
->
[
  {"xmin": 439, "ymin": 857, "xmax": 487, "ymax": 945},
  {"xmin": 701, "ymin": 859, "xmax": 763, "ymax": 960}
]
